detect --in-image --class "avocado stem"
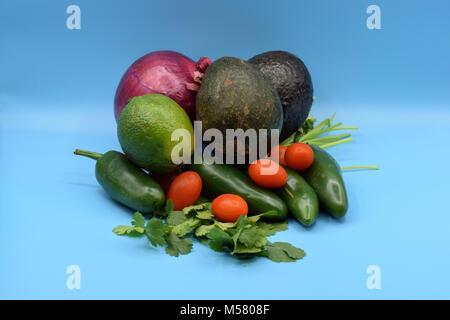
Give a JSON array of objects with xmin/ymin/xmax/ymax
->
[
  {"xmin": 341, "ymin": 166, "xmax": 379, "ymax": 170},
  {"xmin": 73, "ymin": 149, "xmax": 103, "ymax": 160}
]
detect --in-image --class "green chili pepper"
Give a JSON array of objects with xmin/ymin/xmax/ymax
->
[
  {"xmin": 276, "ymin": 166, "xmax": 319, "ymax": 226},
  {"xmin": 74, "ymin": 149, "xmax": 165, "ymax": 214},
  {"xmin": 301, "ymin": 145, "xmax": 348, "ymax": 218},
  {"xmin": 187, "ymin": 161, "xmax": 287, "ymax": 221}
]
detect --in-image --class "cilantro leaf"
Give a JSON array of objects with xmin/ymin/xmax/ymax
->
[
  {"xmin": 194, "ymin": 224, "xmax": 215, "ymax": 237},
  {"xmin": 165, "ymin": 233, "xmax": 192, "ymax": 257},
  {"xmin": 196, "ymin": 210, "xmax": 214, "ymax": 220},
  {"xmin": 272, "ymin": 242, "xmax": 306, "ymax": 259},
  {"xmin": 182, "ymin": 203, "xmax": 206, "ymax": 215},
  {"xmin": 112, "ymin": 225, "xmax": 145, "ymax": 236},
  {"xmin": 166, "ymin": 210, "xmax": 186, "ymax": 226},
  {"xmin": 145, "ymin": 217, "xmax": 166, "ymax": 247},
  {"xmin": 238, "ymin": 226, "xmax": 267, "ymax": 248},
  {"xmin": 171, "ymin": 217, "xmax": 201, "ymax": 237},
  {"xmin": 215, "ymin": 221, "xmax": 236, "ymax": 231},
  {"xmin": 301, "ymin": 115, "xmax": 317, "ymax": 135},
  {"xmin": 232, "ymin": 243, "xmax": 264, "ymax": 255},
  {"xmin": 231, "ymin": 215, "xmax": 247, "ymax": 247},
  {"xmin": 265, "ymin": 242, "xmax": 306, "ymax": 262},
  {"xmin": 264, "ymin": 246, "xmax": 294, "ymax": 262},
  {"xmin": 230, "ymin": 215, "xmax": 267, "ymax": 254},
  {"xmin": 256, "ymin": 221, "xmax": 288, "ymax": 236},
  {"xmin": 206, "ymin": 227, "xmax": 233, "ymax": 252},
  {"xmin": 131, "ymin": 212, "xmax": 146, "ymax": 228}
]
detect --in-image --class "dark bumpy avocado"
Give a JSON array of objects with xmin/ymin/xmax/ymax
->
[
  {"xmin": 196, "ymin": 57, "xmax": 283, "ymax": 161},
  {"xmin": 248, "ymin": 51, "xmax": 314, "ymax": 141}
]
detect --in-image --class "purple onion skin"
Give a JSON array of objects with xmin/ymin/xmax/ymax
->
[{"xmin": 114, "ymin": 50, "xmax": 211, "ymax": 121}]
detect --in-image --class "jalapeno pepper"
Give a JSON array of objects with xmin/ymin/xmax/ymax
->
[
  {"xmin": 276, "ymin": 166, "xmax": 319, "ymax": 226},
  {"xmin": 74, "ymin": 149, "xmax": 165, "ymax": 214},
  {"xmin": 187, "ymin": 161, "xmax": 288, "ymax": 221},
  {"xmin": 301, "ymin": 145, "xmax": 348, "ymax": 218}
]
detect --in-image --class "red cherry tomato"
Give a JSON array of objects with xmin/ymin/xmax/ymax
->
[
  {"xmin": 212, "ymin": 194, "xmax": 248, "ymax": 222},
  {"xmin": 167, "ymin": 171, "xmax": 202, "ymax": 210},
  {"xmin": 248, "ymin": 159, "xmax": 287, "ymax": 188},
  {"xmin": 269, "ymin": 145, "xmax": 288, "ymax": 166},
  {"xmin": 285, "ymin": 143, "xmax": 314, "ymax": 171},
  {"xmin": 150, "ymin": 171, "xmax": 178, "ymax": 195}
]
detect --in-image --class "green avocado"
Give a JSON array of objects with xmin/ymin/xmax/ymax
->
[
  {"xmin": 249, "ymin": 51, "xmax": 314, "ymax": 141},
  {"xmin": 195, "ymin": 57, "xmax": 283, "ymax": 162}
]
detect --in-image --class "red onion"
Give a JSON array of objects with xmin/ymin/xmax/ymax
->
[{"xmin": 114, "ymin": 50, "xmax": 211, "ymax": 121}]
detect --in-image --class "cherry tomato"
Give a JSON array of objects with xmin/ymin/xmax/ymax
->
[
  {"xmin": 150, "ymin": 171, "xmax": 178, "ymax": 195},
  {"xmin": 285, "ymin": 143, "xmax": 314, "ymax": 171},
  {"xmin": 167, "ymin": 171, "xmax": 202, "ymax": 210},
  {"xmin": 269, "ymin": 145, "xmax": 288, "ymax": 166},
  {"xmin": 211, "ymin": 194, "xmax": 248, "ymax": 222},
  {"xmin": 248, "ymin": 159, "xmax": 287, "ymax": 188}
]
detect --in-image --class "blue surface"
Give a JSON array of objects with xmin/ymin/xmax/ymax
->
[{"xmin": 1, "ymin": 0, "xmax": 449, "ymax": 299}]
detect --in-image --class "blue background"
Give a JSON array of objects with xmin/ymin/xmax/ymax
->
[{"xmin": 1, "ymin": 0, "xmax": 449, "ymax": 299}]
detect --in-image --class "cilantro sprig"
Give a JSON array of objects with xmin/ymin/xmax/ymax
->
[
  {"xmin": 281, "ymin": 113, "xmax": 379, "ymax": 170},
  {"xmin": 280, "ymin": 113, "xmax": 357, "ymax": 149},
  {"xmin": 113, "ymin": 201, "xmax": 305, "ymax": 263}
]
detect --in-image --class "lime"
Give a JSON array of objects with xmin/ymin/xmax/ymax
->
[{"xmin": 118, "ymin": 94, "xmax": 194, "ymax": 173}]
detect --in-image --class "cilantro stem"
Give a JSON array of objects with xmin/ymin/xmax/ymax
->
[
  {"xmin": 299, "ymin": 122, "xmax": 345, "ymax": 142},
  {"xmin": 319, "ymin": 137, "xmax": 353, "ymax": 148},
  {"xmin": 281, "ymin": 114, "xmax": 359, "ymax": 149},
  {"xmin": 299, "ymin": 119, "xmax": 336, "ymax": 142},
  {"xmin": 280, "ymin": 130, "xmax": 300, "ymax": 146},
  {"xmin": 73, "ymin": 149, "xmax": 103, "ymax": 160},
  {"xmin": 341, "ymin": 165, "xmax": 379, "ymax": 170},
  {"xmin": 303, "ymin": 133, "xmax": 351, "ymax": 143},
  {"xmin": 329, "ymin": 126, "xmax": 359, "ymax": 130}
]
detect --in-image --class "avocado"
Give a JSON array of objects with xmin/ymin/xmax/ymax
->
[
  {"xmin": 196, "ymin": 57, "xmax": 283, "ymax": 162},
  {"xmin": 248, "ymin": 51, "xmax": 314, "ymax": 141}
]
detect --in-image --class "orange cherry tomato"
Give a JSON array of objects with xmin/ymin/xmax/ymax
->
[
  {"xmin": 211, "ymin": 194, "xmax": 248, "ymax": 222},
  {"xmin": 167, "ymin": 171, "xmax": 202, "ymax": 210},
  {"xmin": 269, "ymin": 145, "xmax": 288, "ymax": 166},
  {"xmin": 248, "ymin": 159, "xmax": 287, "ymax": 188},
  {"xmin": 150, "ymin": 171, "xmax": 178, "ymax": 195},
  {"xmin": 285, "ymin": 143, "xmax": 314, "ymax": 171}
]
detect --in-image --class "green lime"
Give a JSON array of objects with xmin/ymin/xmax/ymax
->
[{"xmin": 118, "ymin": 94, "xmax": 194, "ymax": 173}]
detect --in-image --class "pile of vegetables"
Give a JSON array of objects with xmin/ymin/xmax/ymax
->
[{"xmin": 75, "ymin": 49, "xmax": 377, "ymax": 263}]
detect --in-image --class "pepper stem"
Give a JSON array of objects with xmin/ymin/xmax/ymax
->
[{"xmin": 73, "ymin": 149, "xmax": 103, "ymax": 160}]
